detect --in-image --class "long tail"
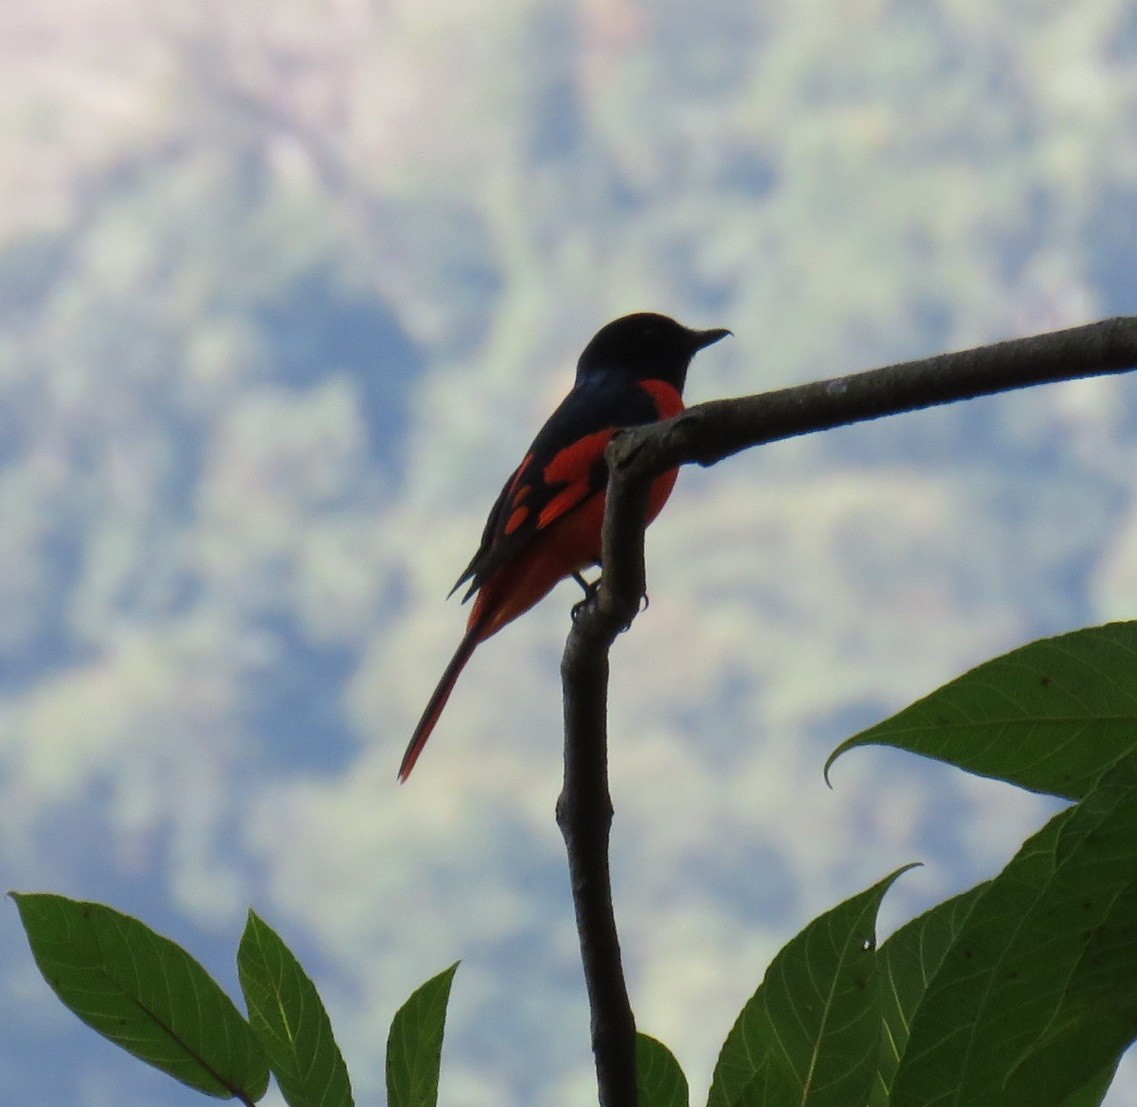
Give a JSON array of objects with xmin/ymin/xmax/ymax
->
[{"xmin": 398, "ymin": 623, "xmax": 483, "ymax": 781}]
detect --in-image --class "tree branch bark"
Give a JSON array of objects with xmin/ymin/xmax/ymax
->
[
  {"xmin": 557, "ymin": 314, "xmax": 1137, "ymax": 1107},
  {"xmin": 558, "ymin": 604, "xmax": 640, "ymax": 1107},
  {"xmin": 612, "ymin": 314, "xmax": 1137, "ymax": 479}
]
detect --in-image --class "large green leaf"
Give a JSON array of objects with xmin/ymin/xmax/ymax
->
[
  {"xmin": 891, "ymin": 750, "xmax": 1137, "ymax": 1105},
  {"xmin": 869, "ymin": 885, "xmax": 985, "ymax": 1107},
  {"xmin": 386, "ymin": 963, "xmax": 458, "ymax": 1107},
  {"xmin": 708, "ymin": 866, "xmax": 913, "ymax": 1107},
  {"xmin": 637, "ymin": 1033, "xmax": 688, "ymax": 1107},
  {"xmin": 826, "ymin": 622, "xmax": 1137, "ymax": 800},
  {"xmin": 11, "ymin": 893, "xmax": 269, "ymax": 1101},
  {"xmin": 238, "ymin": 910, "xmax": 354, "ymax": 1107}
]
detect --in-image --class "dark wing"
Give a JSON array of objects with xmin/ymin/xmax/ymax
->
[{"xmin": 449, "ymin": 373, "xmax": 664, "ymax": 602}]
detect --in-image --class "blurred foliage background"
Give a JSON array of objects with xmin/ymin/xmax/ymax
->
[{"xmin": 4, "ymin": 1, "xmax": 1137, "ymax": 1103}]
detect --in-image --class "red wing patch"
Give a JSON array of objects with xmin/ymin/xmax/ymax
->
[
  {"xmin": 536, "ymin": 428, "xmax": 617, "ymax": 530},
  {"xmin": 504, "ymin": 506, "xmax": 529, "ymax": 534},
  {"xmin": 500, "ymin": 456, "xmax": 536, "ymax": 536},
  {"xmin": 538, "ymin": 482, "xmax": 590, "ymax": 528},
  {"xmin": 542, "ymin": 429, "xmax": 616, "ymax": 485},
  {"xmin": 507, "ymin": 453, "xmax": 534, "ymax": 495},
  {"xmin": 500, "ymin": 453, "xmax": 534, "ymax": 516}
]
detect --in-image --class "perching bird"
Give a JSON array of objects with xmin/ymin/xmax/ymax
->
[{"xmin": 399, "ymin": 312, "xmax": 730, "ymax": 780}]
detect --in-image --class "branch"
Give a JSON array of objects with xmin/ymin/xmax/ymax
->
[
  {"xmin": 556, "ymin": 315, "xmax": 1137, "ymax": 1106},
  {"xmin": 557, "ymin": 581, "xmax": 643, "ymax": 1107},
  {"xmin": 614, "ymin": 314, "xmax": 1137, "ymax": 476}
]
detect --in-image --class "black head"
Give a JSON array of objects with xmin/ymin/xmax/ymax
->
[{"xmin": 575, "ymin": 312, "xmax": 731, "ymax": 391}]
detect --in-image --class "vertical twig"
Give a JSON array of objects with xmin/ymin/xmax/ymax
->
[
  {"xmin": 557, "ymin": 634, "xmax": 638, "ymax": 1107},
  {"xmin": 557, "ymin": 461, "xmax": 651, "ymax": 1107}
]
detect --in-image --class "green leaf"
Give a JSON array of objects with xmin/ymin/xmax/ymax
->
[
  {"xmin": 1053, "ymin": 1065, "xmax": 1120, "ymax": 1107},
  {"xmin": 715, "ymin": 1058, "xmax": 799, "ymax": 1107},
  {"xmin": 1002, "ymin": 797, "xmax": 1137, "ymax": 1104},
  {"xmin": 708, "ymin": 865, "xmax": 914, "ymax": 1107},
  {"xmin": 826, "ymin": 622, "xmax": 1137, "ymax": 799},
  {"xmin": 636, "ymin": 1033, "xmax": 688, "ymax": 1107},
  {"xmin": 386, "ymin": 963, "xmax": 458, "ymax": 1107},
  {"xmin": 890, "ymin": 751, "xmax": 1137, "ymax": 1105},
  {"xmin": 11, "ymin": 893, "xmax": 269, "ymax": 1101},
  {"xmin": 237, "ymin": 910, "xmax": 354, "ymax": 1107},
  {"xmin": 886, "ymin": 813, "xmax": 1066, "ymax": 1105},
  {"xmin": 1008, "ymin": 1018, "xmax": 1123, "ymax": 1107},
  {"xmin": 869, "ymin": 885, "xmax": 986, "ymax": 1107}
]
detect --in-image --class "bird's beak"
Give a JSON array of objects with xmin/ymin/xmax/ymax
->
[{"xmin": 692, "ymin": 327, "xmax": 732, "ymax": 351}]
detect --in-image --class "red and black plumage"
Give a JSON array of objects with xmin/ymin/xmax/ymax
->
[{"xmin": 399, "ymin": 312, "xmax": 730, "ymax": 780}]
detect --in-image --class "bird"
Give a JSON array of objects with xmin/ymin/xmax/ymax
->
[{"xmin": 398, "ymin": 312, "xmax": 731, "ymax": 780}]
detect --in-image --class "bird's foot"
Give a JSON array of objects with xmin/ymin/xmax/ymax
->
[
  {"xmin": 569, "ymin": 573, "xmax": 650, "ymax": 626},
  {"xmin": 571, "ymin": 572, "xmax": 600, "ymax": 620}
]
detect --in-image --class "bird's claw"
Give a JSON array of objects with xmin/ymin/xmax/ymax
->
[
  {"xmin": 571, "ymin": 572, "xmax": 601, "ymax": 620},
  {"xmin": 617, "ymin": 593, "xmax": 649, "ymax": 632},
  {"xmin": 573, "ymin": 586, "xmax": 654, "ymax": 627},
  {"xmin": 569, "ymin": 573, "xmax": 649, "ymax": 626}
]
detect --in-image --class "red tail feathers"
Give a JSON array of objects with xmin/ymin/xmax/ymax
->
[{"xmin": 398, "ymin": 624, "xmax": 482, "ymax": 781}]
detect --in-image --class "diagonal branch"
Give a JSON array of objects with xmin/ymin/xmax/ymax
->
[
  {"xmin": 557, "ymin": 314, "xmax": 1137, "ymax": 1107},
  {"xmin": 612, "ymin": 314, "xmax": 1137, "ymax": 479}
]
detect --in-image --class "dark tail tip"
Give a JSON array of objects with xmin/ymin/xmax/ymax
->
[{"xmin": 397, "ymin": 625, "xmax": 483, "ymax": 782}]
